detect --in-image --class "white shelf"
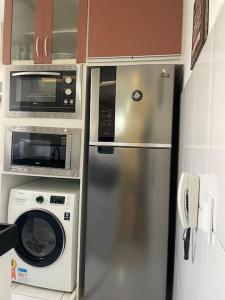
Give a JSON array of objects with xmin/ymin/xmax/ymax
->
[
  {"xmin": 87, "ymin": 54, "xmax": 184, "ymax": 66},
  {"xmin": 11, "ymin": 283, "xmax": 77, "ymax": 300},
  {"xmin": 2, "ymin": 171, "xmax": 81, "ymax": 180},
  {"xmin": 11, "ymin": 59, "xmax": 77, "ymax": 65},
  {"xmin": 3, "ymin": 117, "xmax": 84, "ymax": 130},
  {"xmin": 0, "ymin": 66, "xmax": 88, "ymax": 300}
]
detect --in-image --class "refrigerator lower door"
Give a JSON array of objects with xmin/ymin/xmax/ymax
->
[{"xmin": 84, "ymin": 146, "xmax": 171, "ymax": 300}]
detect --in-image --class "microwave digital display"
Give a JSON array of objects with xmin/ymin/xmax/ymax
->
[{"xmin": 11, "ymin": 132, "xmax": 67, "ymax": 169}]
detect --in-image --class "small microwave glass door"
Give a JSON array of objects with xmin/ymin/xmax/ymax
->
[
  {"xmin": 10, "ymin": 72, "xmax": 62, "ymax": 111},
  {"xmin": 11, "ymin": 132, "xmax": 69, "ymax": 169}
]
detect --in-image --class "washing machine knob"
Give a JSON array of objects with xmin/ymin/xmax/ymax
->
[{"xmin": 36, "ymin": 196, "xmax": 44, "ymax": 204}]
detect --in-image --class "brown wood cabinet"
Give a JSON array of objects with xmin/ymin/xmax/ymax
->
[
  {"xmin": 3, "ymin": 0, "xmax": 86, "ymax": 64},
  {"xmin": 132, "ymin": 0, "xmax": 183, "ymax": 56},
  {"xmin": 88, "ymin": 0, "xmax": 133, "ymax": 58},
  {"xmin": 88, "ymin": 0, "xmax": 183, "ymax": 59},
  {"xmin": 3, "ymin": 0, "xmax": 183, "ymax": 63}
]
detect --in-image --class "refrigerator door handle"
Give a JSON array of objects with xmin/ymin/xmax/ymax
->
[
  {"xmin": 90, "ymin": 68, "xmax": 101, "ymax": 143},
  {"xmin": 97, "ymin": 146, "xmax": 114, "ymax": 154}
]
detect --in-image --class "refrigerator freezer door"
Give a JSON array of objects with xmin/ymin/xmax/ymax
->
[
  {"xmin": 115, "ymin": 65, "xmax": 174, "ymax": 144},
  {"xmin": 84, "ymin": 146, "xmax": 171, "ymax": 300}
]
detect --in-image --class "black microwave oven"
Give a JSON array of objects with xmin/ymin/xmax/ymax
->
[
  {"xmin": 4, "ymin": 126, "xmax": 81, "ymax": 178},
  {"xmin": 6, "ymin": 65, "xmax": 82, "ymax": 118}
]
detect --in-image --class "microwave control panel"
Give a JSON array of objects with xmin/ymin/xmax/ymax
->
[{"xmin": 62, "ymin": 71, "xmax": 77, "ymax": 112}]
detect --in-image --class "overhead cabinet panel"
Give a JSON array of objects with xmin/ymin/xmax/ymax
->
[
  {"xmin": 132, "ymin": 0, "xmax": 183, "ymax": 56},
  {"xmin": 3, "ymin": 0, "xmax": 80, "ymax": 64},
  {"xmin": 42, "ymin": 0, "xmax": 53, "ymax": 64},
  {"xmin": 2, "ymin": 0, "xmax": 13, "ymax": 64},
  {"xmin": 34, "ymin": 0, "xmax": 44, "ymax": 64},
  {"xmin": 52, "ymin": 0, "xmax": 78, "ymax": 61},
  {"xmin": 88, "ymin": 0, "xmax": 133, "ymax": 58},
  {"xmin": 87, "ymin": 0, "xmax": 183, "ymax": 59},
  {"xmin": 11, "ymin": 0, "xmax": 37, "ymax": 62},
  {"xmin": 77, "ymin": 0, "xmax": 89, "ymax": 63}
]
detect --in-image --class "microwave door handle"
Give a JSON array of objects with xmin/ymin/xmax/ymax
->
[
  {"xmin": 90, "ymin": 68, "xmax": 100, "ymax": 143},
  {"xmin": 12, "ymin": 72, "xmax": 61, "ymax": 77}
]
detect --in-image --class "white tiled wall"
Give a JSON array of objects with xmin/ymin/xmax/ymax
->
[
  {"xmin": 173, "ymin": 2, "xmax": 225, "ymax": 300},
  {"xmin": 183, "ymin": 0, "xmax": 225, "ymax": 84}
]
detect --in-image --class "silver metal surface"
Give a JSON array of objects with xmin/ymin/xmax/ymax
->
[
  {"xmin": 4, "ymin": 126, "xmax": 81, "ymax": 178},
  {"xmin": 90, "ymin": 65, "xmax": 174, "ymax": 144},
  {"xmin": 89, "ymin": 141, "xmax": 171, "ymax": 148},
  {"xmin": 90, "ymin": 68, "xmax": 100, "ymax": 142},
  {"xmin": 115, "ymin": 65, "xmax": 174, "ymax": 144},
  {"xmin": 12, "ymin": 72, "xmax": 61, "ymax": 77},
  {"xmin": 85, "ymin": 146, "xmax": 171, "ymax": 300},
  {"xmin": 5, "ymin": 65, "xmax": 82, "ymax": 119}
]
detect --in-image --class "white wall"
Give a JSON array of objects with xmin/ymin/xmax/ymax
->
[
  {"xmin": 183, "ymin": 0, "xmax": 225, "ymax": 84},
  {"xmin": 0, "ymin": 0, "xmax": 4, "ymax": 23},
  {"xmin": 173, "ymin": 2, "xmax": 225, "ymax": 300}
]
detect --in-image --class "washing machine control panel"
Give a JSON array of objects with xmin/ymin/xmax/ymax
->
[{"xmin": 50, "ymin": 195, "xmax": 65, "ymax": 204}]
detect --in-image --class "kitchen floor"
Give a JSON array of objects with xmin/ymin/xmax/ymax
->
[{"xmin": 11, "ymin": 283, "xmax": 76, "ymax": 300}]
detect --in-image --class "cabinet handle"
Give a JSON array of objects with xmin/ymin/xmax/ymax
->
[
  {"xmin": 35, "ymin": 37, "xmax": 40, "ymax": 57},
  {"xmin": 44, "ymin": 36, "xmax": 49, "ymax": 57}
]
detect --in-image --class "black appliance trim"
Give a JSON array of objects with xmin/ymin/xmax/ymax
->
[
  {"xmin": 0, "ymin": 224, "xmax": 18, "ymax": 257},
  {"xmin": 9, "ymin": 71, "xmax": 76, "ymax": 113},
  {"xmin": 98, "ymin": 67, "xmax": 117, "ymax": 142}
]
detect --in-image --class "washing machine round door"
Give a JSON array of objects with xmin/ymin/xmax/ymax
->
[{"xmin": 15, "ymin": 209, "xmax": 65, "ymax": 267}]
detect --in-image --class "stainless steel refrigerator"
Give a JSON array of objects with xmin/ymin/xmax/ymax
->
[{"xmin": 84, "ymin": 65, "xmax": 175, "ymax": 300}]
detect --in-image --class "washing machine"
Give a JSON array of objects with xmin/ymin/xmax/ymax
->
[{"xmin": 8, "ymin": 179, "xmax": 80, "ymax": 292}]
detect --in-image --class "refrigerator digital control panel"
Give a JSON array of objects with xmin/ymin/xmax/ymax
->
[{"xmin": 98, "ymin": 67, "xmax": 116, "ymax": 142}]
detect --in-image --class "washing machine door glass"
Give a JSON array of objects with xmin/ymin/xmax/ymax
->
[
  {"xmin": 21, "ymin": 218, "xmax": 57, "ymax": 257},
  {"xmin": 15, "ymin": 210, "xmax": 65, "ymax": 267}
]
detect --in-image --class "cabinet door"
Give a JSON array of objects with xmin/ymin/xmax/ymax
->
[
  {"xmin": 3, "ymin": 0, "xmax": 38, "ymax": 63},
  {"xmin": 132, "ymin": 0, "xmax": 183, "ymax": 56},
  {"xmin": 77, "ymin": 0, "xmax": 88, "ymax": 63},
  {"xmin": 88, "ymin": 0, "xmax": 133, "ymax": 58},
  {"xmin": 51, "ymin": 0, "xmax": 78, "ymax": 60},
  {"xmin": 34, "ymin": 0, "xmax": 44, "ymax": 64},
  {"xmin": 2, "ymin": 0, "xmax": 13, "ymax": 64},
  {"xmin": 42, "ymin": 0, "xmax": 53, "ymax": 64}
]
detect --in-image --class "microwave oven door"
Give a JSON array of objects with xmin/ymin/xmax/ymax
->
[
  {"xmin": 10, "ymin": 131, "xmax": 69, "ymax": 169},
  {"xmin": 4, "ymin": 127, "xmax": 81, "ymax": 178},
  {"xmin": 10, "ymin": 72, "xmax": 63, "ymax": 112}
]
